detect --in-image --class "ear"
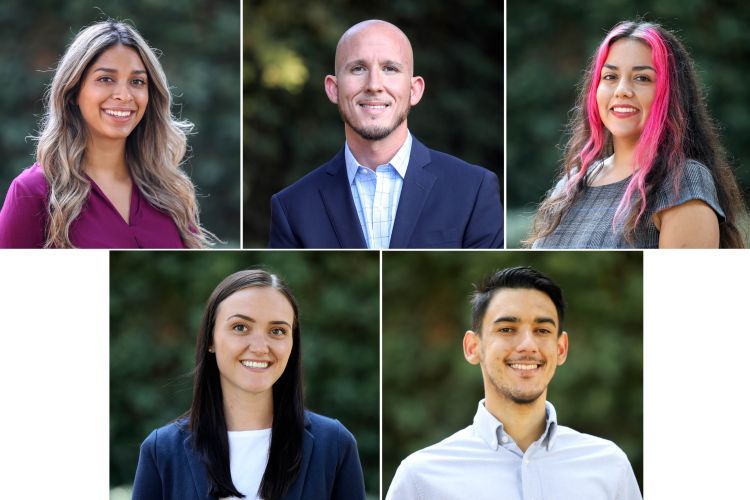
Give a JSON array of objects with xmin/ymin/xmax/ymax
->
[
  {"xmin": 463, "ymin": 330, "xmax": 481, "ymax": 365},
  {"xmin": 409, "ymin": 75, "xmax": 425, "ymax": 106},
  {"xmin": 324, "ymin": 74, "xmax": 339, "ymax": 104},
  {"xmin": 556, "ymin": 331, "xmax": 569, "ymax": 366}
]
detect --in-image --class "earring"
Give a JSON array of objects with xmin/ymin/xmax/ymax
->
[{"xmin": 208, "ymin": 348, "xmax": 214, "ymax": 353}]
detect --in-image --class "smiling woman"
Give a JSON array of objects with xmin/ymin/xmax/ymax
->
[
  {"xmin": 526, "ymin": 20, "xmax": 747, "ymax": 249},
  {"xmin": 0, "ymin": 20, "xmax": 214, "ymax": 248},
  {"xmin": 132, "ymin": 269, "xmax": 366, "ymax": 500}
]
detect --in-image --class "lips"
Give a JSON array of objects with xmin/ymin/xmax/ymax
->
[
  {"xmin": 610, "ymin": 105, "xmax": 639, "ymax": 118},
  {"xmin": 358, "ymin": 101, "xmax": 390, "ymax": 115},
  {"xmin": 507, "ymin": 359, "xmax": 545, "ymax": 373},
  {"xmin": 103, "ymin": 108, "xmax": 136, "ymax": 122},
  {"xmin": 240, "ymin": 360, "xmax": 270, "ymax": 369}
]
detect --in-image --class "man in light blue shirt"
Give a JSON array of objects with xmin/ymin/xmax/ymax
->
[
  {"xmin": 269, "ymin": 20, "xmax": 503, "ymax": 249},
  {"xmin": 386, "ymin": 267, "xmax": 642, "ymax": 500}
]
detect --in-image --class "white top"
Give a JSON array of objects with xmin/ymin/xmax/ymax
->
[
  {"xmin": 220, "ymin": 428, "xmax": 272, "ymax": 500},
  {"xmin": 386, "ymin": 400, "xmax": 642, "ymax": 500}
]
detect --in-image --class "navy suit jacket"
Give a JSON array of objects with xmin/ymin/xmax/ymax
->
[
  {"xmin": 269, "ymin": 138, "xmax": 503, "ymax": 248},
  {"xmin": 132, "ymin": 411, "xmax": 366, "ymax": 500}
]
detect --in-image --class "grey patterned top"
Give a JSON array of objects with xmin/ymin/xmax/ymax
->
[{"xmin": 533, "ymin": 160, "xmax": 725, "ymax": 249}]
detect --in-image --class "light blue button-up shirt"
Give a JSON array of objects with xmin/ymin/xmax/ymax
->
[
  {"xmin": 386, "ymin": 400, "xmax": 642, "ymax": 500},
  {"xmin": 344, "ymin": 132, "xmax": 412, "ymax": 249}
]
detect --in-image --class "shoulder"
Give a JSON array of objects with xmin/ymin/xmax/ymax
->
[
  {"xmin": 654, "ymin": 159, "xmax": 724, "ymax": 219},
  {"xmin": 7, "ymin": 163, "xmax": 49, "ymax": 198},
  {"xmin": 421, "ymin": 143, "xmax": 496, "ymax": 182},
  {"xmin": 399, "ymin": 425, "xmax": 475, "ymax": 467},
  {"xmin": 273, "ymin": 152, "xmax": 344, "ymax": 200},
  {"xmin": 304, "ymin": 410, "xmax": 355, "ymax": 443},
  {"xmin": 553, "ymin": 425, "xmax": 630, "ymax": 462},
  {"xmin": 141, "ymin": 418, "xmax": 191, "ymax": 454}
]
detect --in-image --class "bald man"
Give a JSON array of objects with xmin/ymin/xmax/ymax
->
[{"xmin": 269, "ymin": 20, "xmax": 504, "ymax": 249}]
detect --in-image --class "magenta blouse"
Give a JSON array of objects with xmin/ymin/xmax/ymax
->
[{"xmin": 0, "ymin": 164, "xmax": 186, "ymax": 248}]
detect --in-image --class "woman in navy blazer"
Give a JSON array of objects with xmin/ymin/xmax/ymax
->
[{"xmin": 132, "ymin": 269, "xmax": 366, "ymax": 499}]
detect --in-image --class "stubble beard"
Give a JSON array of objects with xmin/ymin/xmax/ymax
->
[
  {"xmin": 341, "ymin": 105, "xmax": 410, "ymax": 142},
  {"xmin": 487, "ymin": 372, "xmax": 546, "ymax": 405}
]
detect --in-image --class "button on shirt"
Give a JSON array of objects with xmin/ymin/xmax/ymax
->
[
  {"xmin": 345, "ymin": 132, "xmax": 412, "ymax": 249},
  {"xmin": 386, "ymin": 400, "xmax": 642, "ymax": 500}
]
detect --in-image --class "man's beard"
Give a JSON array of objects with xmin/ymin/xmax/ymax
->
[
  {"xmin": 342, "ymin": 105, "xmax": 410, "ymax": 141},
  {"xmin": 488, "ymin": 372, "xmax": 545, "ymax": 405}
]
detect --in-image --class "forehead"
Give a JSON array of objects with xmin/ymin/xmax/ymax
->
[
  {"xmin": 90, "ymin": 44, "xmax": 146, "ymax": 69},
  {"xmin": 482, "ymin": 288, "xmax": 558, "ymax": 326},
  {"xmin": 336, "ymin": 25, "xmax": 412, "ymax": 69},
  {"xmin": 606, "ymin": 38, "xmax": 653, "ymax": 65},
  {"xmin": 216, "ymin": 287, "xmax": 294, "ymax": 320}
]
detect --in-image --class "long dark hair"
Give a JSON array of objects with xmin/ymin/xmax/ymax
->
[
  {"xmin": 189, "ymin": 269, "xmax": 304, "ymax": 499},
  {"xmin": 527, "ymin": 20, "xmax": 747, "ymax": 247}
]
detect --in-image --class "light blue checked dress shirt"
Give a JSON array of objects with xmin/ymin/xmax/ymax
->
[
  {"xmin": 386, "ymin": 400, "xmax": 642, "ymax": 500},
  {"xmin": 344, "ymin": 132, "xmax": 413, "ymax": 249}
]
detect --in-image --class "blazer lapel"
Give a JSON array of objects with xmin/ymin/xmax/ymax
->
[
  {"xmin": 283, "ymin": 417, "xmax": 316, "ymax": 500},
  {"xmin": 183, "ymin": 435, "xmax": 211, "ymax": 499},
  {"xmin": 389, "ymin": 139, "xmax": 435, "ymax": 248},
  {"xmin": 318, "ymin": 150, "xmax": 367, "ymax": 248}
]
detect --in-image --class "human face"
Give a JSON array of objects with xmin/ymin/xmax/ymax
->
[
  {"xmin": 596, "ymin": 38, "xmax": 656, "ymax": 150},
  {"xmin": 464, "ymin": 288, "xmax": 568, "ymax": 406},
  {"xmin": 211, "ymin": 287, "xmax": 294, "ymax": 402},
  {"xmin": 76, "ymin": 44, "xmax": 148, "ymax": 146},
  {"xmin": 324, "ymin": 23, "xmax": 424, "ymax": 143}
]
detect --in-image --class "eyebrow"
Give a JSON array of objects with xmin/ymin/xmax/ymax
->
[
  {"xmin": 493, "ymin": 315, "xmax": 557, "ymax": 327},
  {"xmin": 92, "ymin": 67, "xmax": 148, "ymax": 75},
  {"xmin": 345, "ymin": 59, "xmax": 404, "ymax": 70},
  {"xmin": 225, "ymin": 313, "xmax": 292, "ymax": 328},
  {"xmin": 603, "ymin": 63, "xmax": 655, "ymax": 72}
]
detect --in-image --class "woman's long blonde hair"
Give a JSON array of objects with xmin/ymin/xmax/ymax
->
[{"xmin": 36, "ymin": 20, "xmax": 213, "ymax": 248}]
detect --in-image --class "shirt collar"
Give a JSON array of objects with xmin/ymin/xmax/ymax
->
[
  {"xmin": 344, "ymin": 130, "xmax": 412, "ymax": 185},
  {"xmin": 473, "ymin": 399, "xmax": 559, "ymax": 451}
]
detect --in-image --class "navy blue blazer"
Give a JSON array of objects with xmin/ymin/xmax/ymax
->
[
  {"xmin": 132, "ymin": 411, "xmax": 366, "ymax": 500},
  {"xmin": 269, "ymin": 138, "xmax": 504, "ymax": 248}
]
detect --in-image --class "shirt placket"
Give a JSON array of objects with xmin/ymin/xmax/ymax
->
[{"xmin": 371, "ymin": 166, "xmax": 390, "ymax": 249}]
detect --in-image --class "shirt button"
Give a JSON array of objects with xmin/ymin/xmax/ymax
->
[
  {"xmin": 501, "ymin": 435, "xmax": 509, "ymax": 444},
  {"xmin": 524, "ymin": 458, "xmax": 530, "ymax": 464}
]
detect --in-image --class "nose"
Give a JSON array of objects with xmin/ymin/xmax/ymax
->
[
  {"xmin": 515, "ymin": 328, "xmax": 539, "ymax": 353},
  {"xmin": 614, "ymin": 78, "xmax": 634, "ymax": 98},
  {"xmin": 366, "ymin": 68, "xmax": 384, "ymax": 93},
  {"xmin": 246, "ymin": 331, "xmax": 269, "ymax": 354},
  {"xmin": 112, "ymin": 81, "xmax": 133, "ymax": 102}
]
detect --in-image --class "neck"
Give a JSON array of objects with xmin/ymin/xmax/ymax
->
[
  {"xmin": 484, "ymin": 391, "xmax": 548, "ymax": 453},
  {"xmin": 83, "ymin": 137, "xmax": 129, "ymax": 180},
  {"xmin": 222, "ymin": 388, "xmax": 274, "ymax": 431},
  {"xmin": 611, "ymin": 137, "xmax": 638, "ymax": 175},
  {"xmin": 345, "ymin": 124, "xmax": 408, "ymax": 169}
]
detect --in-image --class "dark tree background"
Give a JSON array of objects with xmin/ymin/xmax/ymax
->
[
  {"xmin": 383, "ymin": 251, "xmax": 643, "ymax": 494},
  {"xmin": 0, "ymin": 0, "xmax": 240, "ymax": 246},
  {"xmin": 110, "ymin": 251, "xmax": 379, "ymax": 497},
  {"xmin": 507, "ymin": 0, "xmax": 750, "ymax": 246},
  {"xmin": 244, "ymin": 0, "xmax": 503, "ymax": 247}
]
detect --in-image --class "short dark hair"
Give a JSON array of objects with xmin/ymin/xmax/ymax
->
[
  {"xmin": 470, "ymin": 266, "xmax": 566, "ymax": 334},
  {"xmin": 190, "ymin": 269, "xmax": 304, "ymax": 499}
]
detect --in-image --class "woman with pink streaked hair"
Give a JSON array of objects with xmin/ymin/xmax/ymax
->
[{"xmin": 527, "ymin": 20, "xmax": 747, "ymax": 249}]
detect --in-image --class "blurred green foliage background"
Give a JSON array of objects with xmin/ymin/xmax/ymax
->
[
  {"xmin": 383, "ymin": 251, "xmax": 643, "ymax": 493},
  {"xmin": 244, "ymin": 0, "xmax": 502, "ymax": 247},
  {"xmin": 110, "ymin": 251, "xmax": 379, "ymax": 496},
  {"xmin": 0, "ymin": 0, "xmax": 240, "ymax": 245},
  {"xmin": 507, "ymin": 0, "xmax": 750, "ymax": 246}
]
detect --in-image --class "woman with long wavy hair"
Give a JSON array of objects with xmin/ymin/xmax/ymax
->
[
  {"xmin": 132, "ymin": 269, "xmax": 366, "ymax": 500},
  {"xmin": 0, "ymin": 20, "xmax": 212, "ymax": 248},
  {"xmin": 527, "ymin": 20, "xmax": 747, "ymax": 248}
]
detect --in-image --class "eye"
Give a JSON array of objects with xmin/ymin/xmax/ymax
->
[
  {"xmin": 97, "ymin": 76, "xmax": 114, "ymax": 83},
  {"xmin": 535, "ymin": 328, "xmax": 553, "ymax": 335},
  {"xmin": 269, "ymin": 327, "xmax": 288, "ymax": 337},
  {"xmin": 383, "ymin": 65, "xmax": 399, "ymax": 73},
  {"xmin": 231, "ymin": 323, "xmax": 248, "ymax": 334},
  {"xmin": 351, "ymin": 65, "xmax": 366, "ymax": 74},
  {"xmin": 601, "ymin": 73, "xmax": 617, "ymax": 81},
  {"xmin": 131, "ymin": 78, "xmax": 147, "ymax": 86},
  {"xmin": 634, "ymin": 74, "xmax": 652, "ymax": 82},
  {"xmin": 498, "ymin": 327, "xmax": 515, "ymax": 334}
]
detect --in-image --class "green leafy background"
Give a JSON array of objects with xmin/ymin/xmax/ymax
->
[
  {"xmin": 0, "ymin": 0, "xmax": 240, "ymax": 246},
  {"xmin": 383, "ymin": 251, "xmax": 643, "ymax": 494},
  {"xmin": 507, "ymin": 0, "xmax": 750, "ymax": 246},
  {"xmin": 110, "ymin": 251, "xmax": 379, "ymax": 497}
]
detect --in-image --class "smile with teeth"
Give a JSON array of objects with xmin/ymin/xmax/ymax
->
[
  {"xmin": 240, "ymin": 360, "xmax": 270, "ymax": 369},
  {"xmin": 611, "ymin": 106, "xmax": 638, "ymax": 113},
  {"xmin": 104, "ymin": 109, "xmax": 134, "ymax": 117},
  {"xmin": 508, "ymin": 363, "xmax": 542, "ymax": 370},
  {"xmin": 359, "ymin": 103, "xmax": 389, "ymax": 109}
]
